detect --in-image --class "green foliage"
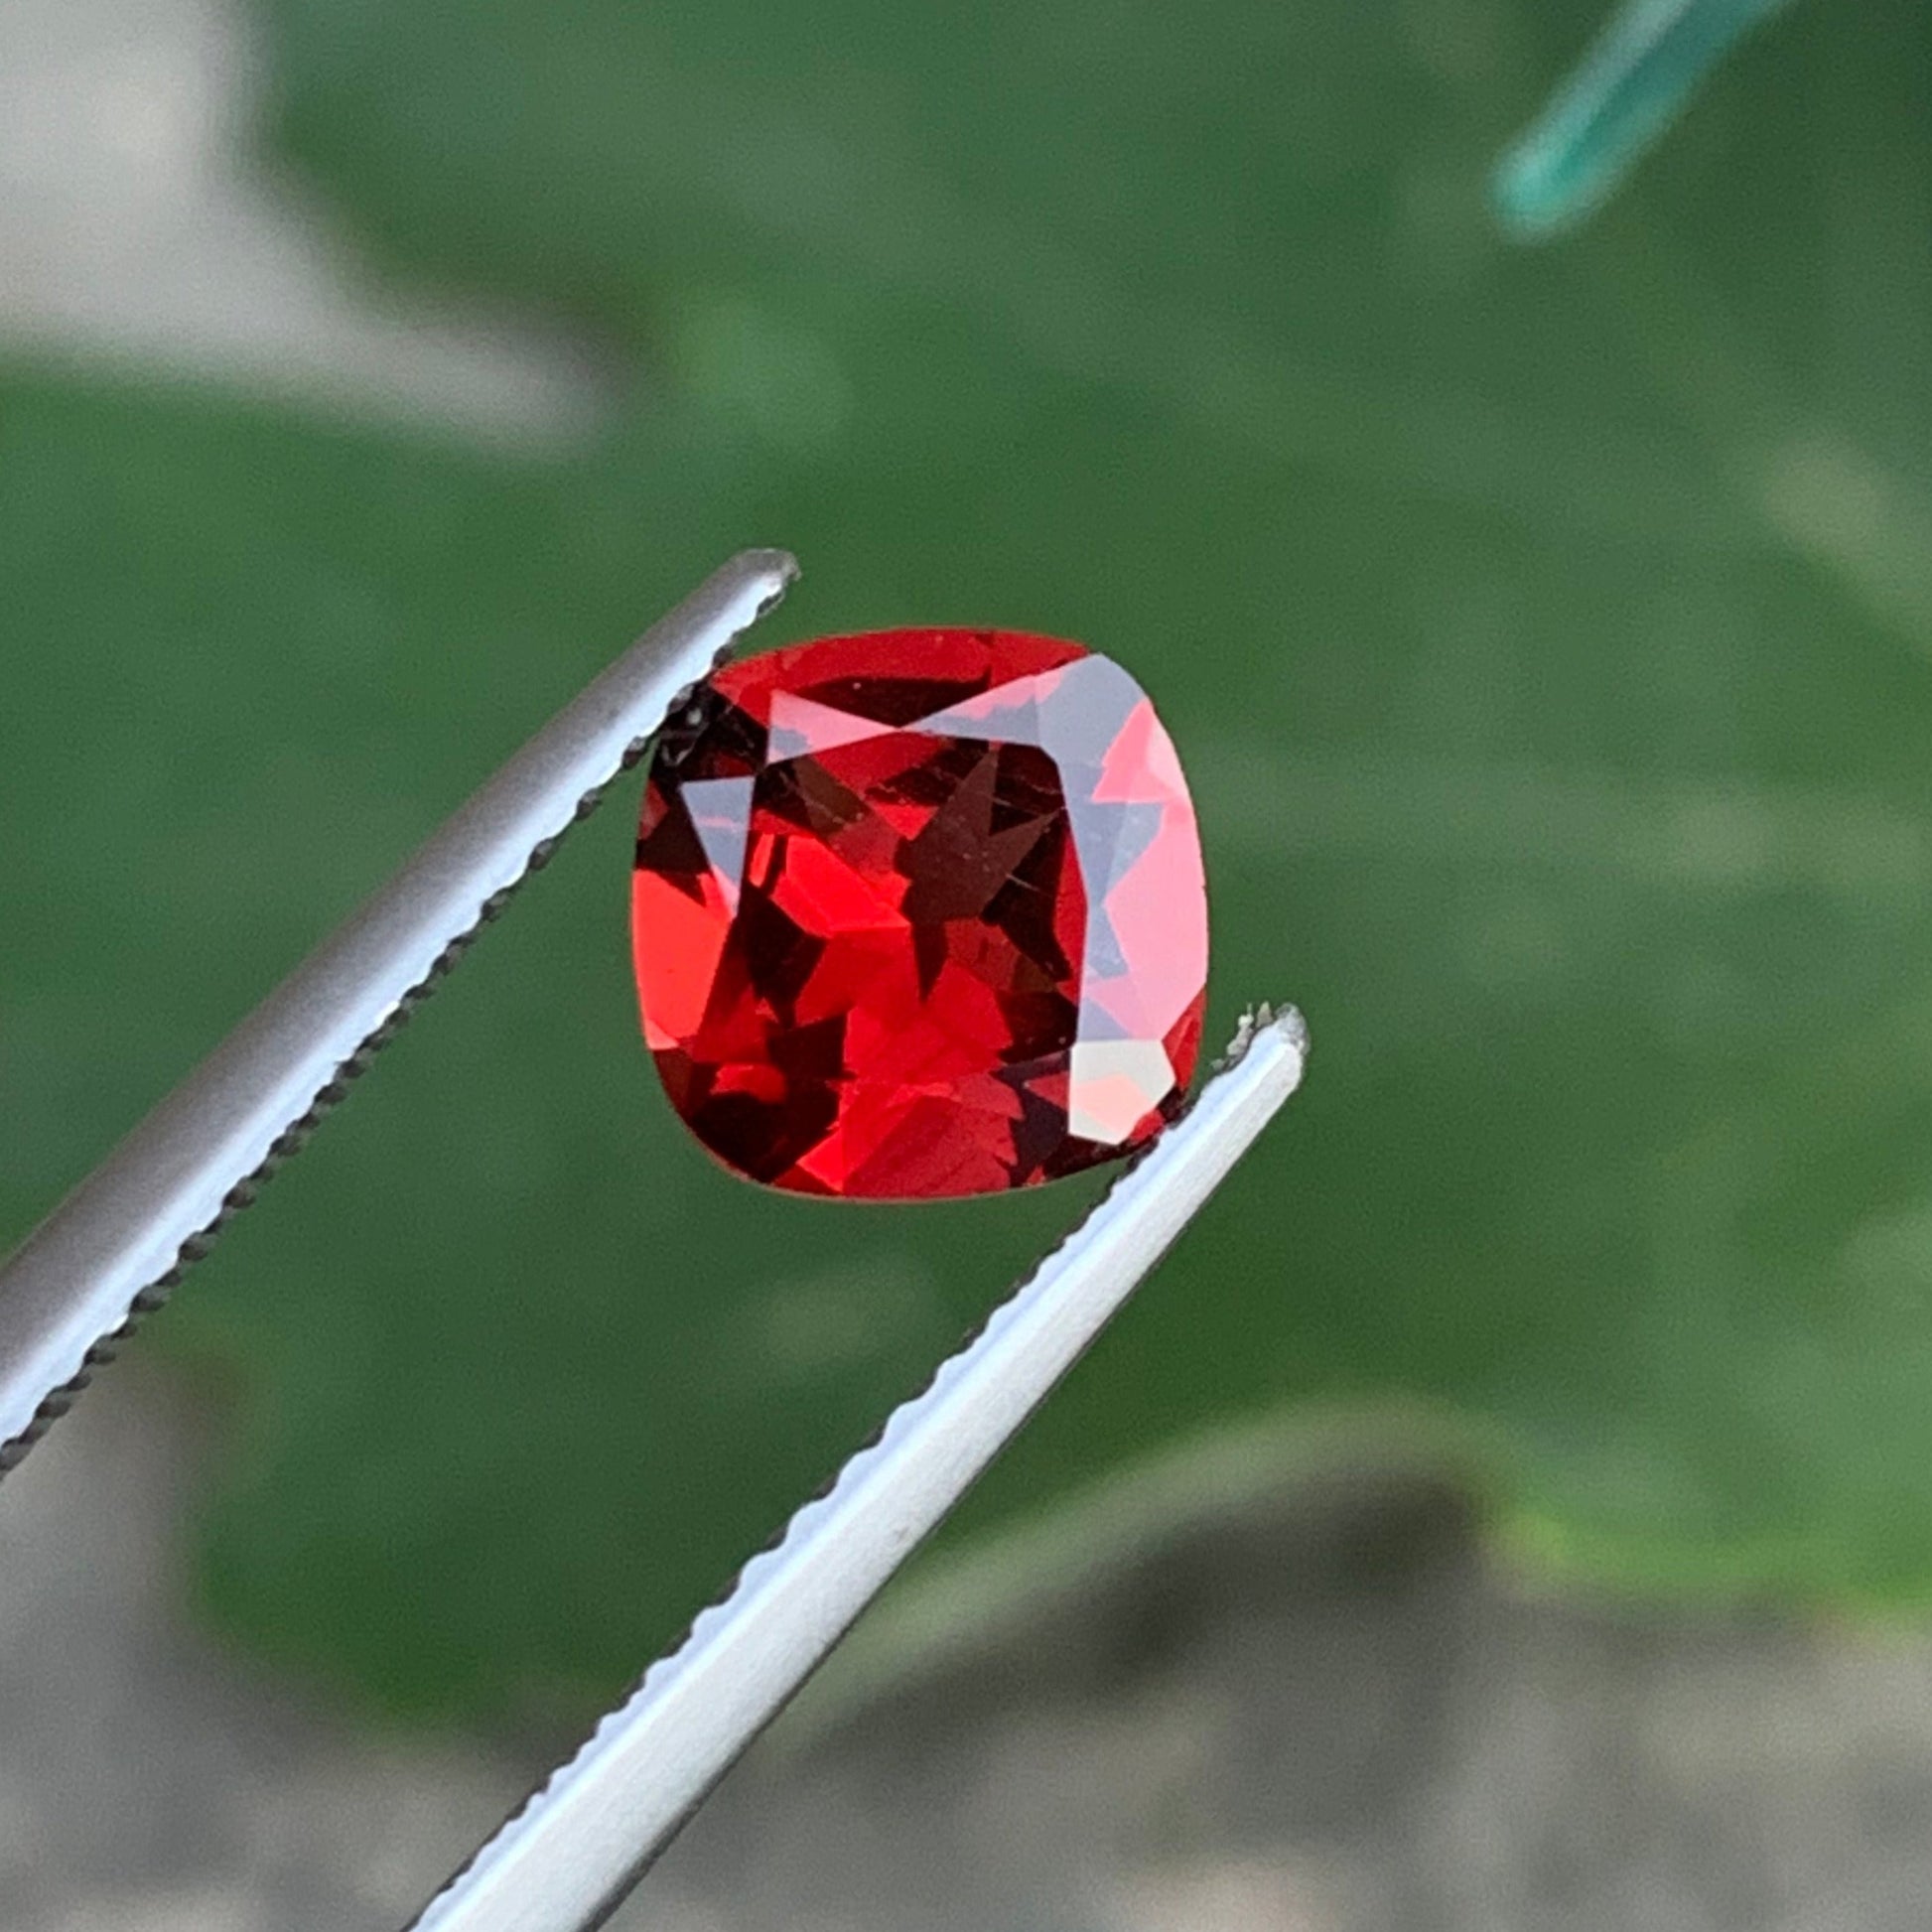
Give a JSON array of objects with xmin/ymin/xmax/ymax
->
[{"xmin": 7, "ymin": 0, "xmax": 1932, "ymax": 1716}]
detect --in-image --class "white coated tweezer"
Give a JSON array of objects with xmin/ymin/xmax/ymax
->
[{"xmin": 0, "ymin": 550, "xmax": 1309, "ymax": 1932}]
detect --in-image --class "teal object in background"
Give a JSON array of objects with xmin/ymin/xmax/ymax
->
[{"xmin": 1496, "ymin": 0, "xmax": 1797, "ymax": 236}]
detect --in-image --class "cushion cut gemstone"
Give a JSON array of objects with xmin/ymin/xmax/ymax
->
[{"xmin": 631, "ymin": 628, "xmax": 1208, "ymax": 1197}]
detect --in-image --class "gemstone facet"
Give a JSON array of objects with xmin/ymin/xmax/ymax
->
[{"xmin": 632, "ymin": 629, "xmax": 1208, "ymax": 1197}]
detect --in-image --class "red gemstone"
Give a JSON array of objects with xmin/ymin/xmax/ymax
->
[{"xmin": 631, "ymin": 628, "xmax": 1208, "ymax": 1197}]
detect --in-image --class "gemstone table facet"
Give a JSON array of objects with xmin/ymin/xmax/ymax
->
[{"xmin": 631, "ymin": 629, "xmax": 1208, "ymax": 1197}]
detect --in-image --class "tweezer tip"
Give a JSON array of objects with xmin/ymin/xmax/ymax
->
[
  {"xmin": 736, "ymin": 547, "xmax": 801, "ymax": 614},
  {"xmin": 1222, "ymin": 1002, "xmax": 1310, "ymax": 1075},
  {"xmin": 1269, "ymin": 1002, "xmax": 1311, "ymax": 1060}
]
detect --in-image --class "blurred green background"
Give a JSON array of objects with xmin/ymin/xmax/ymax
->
[{"xmin": 6, "ymin": 0, "xmax": 1932, "ymax": 1724}]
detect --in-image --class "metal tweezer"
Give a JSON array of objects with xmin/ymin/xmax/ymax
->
[{"xmin": 0, "ymin": 549, "xmax": 1308, "ymax": 1932}]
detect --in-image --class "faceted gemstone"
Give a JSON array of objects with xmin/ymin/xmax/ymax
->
[{"xmin": 631, "ymin": 628, "xmax": 1208, "ymax": 1198}]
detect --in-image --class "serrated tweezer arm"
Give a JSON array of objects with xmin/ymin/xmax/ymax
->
[
  {"xmin": 411, "ymin": 1003, "xmax": 1306, "ymax": 1932},
  {"xmin": 0, "ymin": 548, "xmax": 799, "ymax": 1468}
]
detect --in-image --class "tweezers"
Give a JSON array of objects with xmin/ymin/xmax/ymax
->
[{"xmin": 0, "ymin": 549, "xmax": 1308, "ymax": 1932}]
